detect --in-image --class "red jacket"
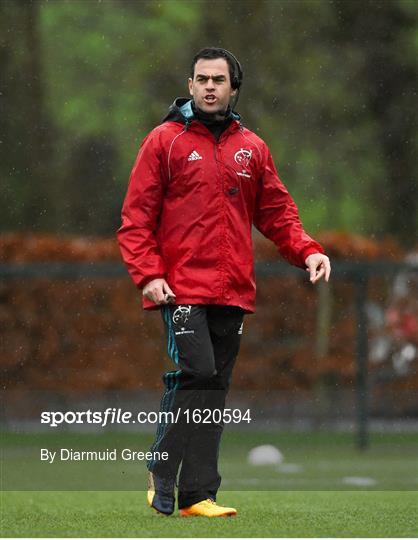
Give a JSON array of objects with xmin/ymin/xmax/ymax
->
[{"xmin": 117, "ymin": 98, "xmax": 325, "ymax": 313}]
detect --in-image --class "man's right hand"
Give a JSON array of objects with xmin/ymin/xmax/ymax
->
[{"xmin": 143, "ymin": 278, "xmax": 176, "ymax": 305}]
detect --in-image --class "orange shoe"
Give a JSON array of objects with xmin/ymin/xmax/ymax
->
[{"xmin": 179, "ymin": 498, "xmax": 237, "ymax": 517}]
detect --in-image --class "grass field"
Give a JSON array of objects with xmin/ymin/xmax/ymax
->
[
  {"xmin": 2, "ymin": 490, "xmax": 418, "ymax": 537},
  {"xmin": 2, "ymin": 431, "xmax": 418, "ymax": 536}
]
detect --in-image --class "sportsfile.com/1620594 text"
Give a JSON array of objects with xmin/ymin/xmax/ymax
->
[{"xmin": 40, "ymin": 408, "xmax": 252, "ymax": 428}]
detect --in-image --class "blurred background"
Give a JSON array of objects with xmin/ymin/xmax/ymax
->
[{"xmin": 1, "ymin": 0, "xmax": 417, "ymax": 491}]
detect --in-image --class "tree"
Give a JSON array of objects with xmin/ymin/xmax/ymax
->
[
  {"xmin": 331, "ymin": 0, "xmax": 418, "ymax": 245},
  {"xmin": 0, "ymin": 0, "xmax": 54, "ymax": 230}
]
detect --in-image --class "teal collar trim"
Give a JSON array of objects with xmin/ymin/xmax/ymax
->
[
  {"xmin": 179, "ymin": 99, "xmax": 240, "ymax": 124},
  {"xmin": 179, "ymin": 100, "xmax": 194, "ymax": 122}
]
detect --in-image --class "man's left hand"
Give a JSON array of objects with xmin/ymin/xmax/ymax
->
[{"xmin": 305, "ymin": 253, "xmax": 331, "ymax": 284}]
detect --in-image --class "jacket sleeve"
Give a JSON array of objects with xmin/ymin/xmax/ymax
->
[
  {"xmin": 253, "ymin": 144, "xmax": 325, "ymax": 269},
  {"xmin": 116, "ymin": 130, "xmax": 167, "ymax": 289}
]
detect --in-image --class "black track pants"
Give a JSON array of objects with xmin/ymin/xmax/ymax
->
[{"xmin": 147, "ymin": 304, "xmax": 244, "ymax": 509}]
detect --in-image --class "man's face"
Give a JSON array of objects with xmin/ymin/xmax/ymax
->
[{"xmin": 188, "ymin": 58, "xmax": 236, "ymax": 114}]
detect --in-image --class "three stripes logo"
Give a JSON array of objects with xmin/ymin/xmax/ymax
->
[{"xmin": 187, "ymin": 150, "xmax": 202, "ymax": 161}]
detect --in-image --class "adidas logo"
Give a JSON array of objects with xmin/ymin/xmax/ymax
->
[{"xmin": 187, "ymin": 150, "xmax": 202, "ymax": 161}]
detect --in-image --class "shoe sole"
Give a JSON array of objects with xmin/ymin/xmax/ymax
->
[{"xmin": 179, "ymin": 510, "xmax": 237, "ymax": 517}]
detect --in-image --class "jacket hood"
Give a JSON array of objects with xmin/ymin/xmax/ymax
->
[{"xmin": 162, "ymin": 97, "xmax": 241, "ymax": 125}]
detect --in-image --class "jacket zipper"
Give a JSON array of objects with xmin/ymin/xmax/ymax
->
[{"xmin": 213, "ymin": 138, "xmax": 229, "ymax": 301}]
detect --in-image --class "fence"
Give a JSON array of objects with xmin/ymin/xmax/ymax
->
[{"xmin": 1, "ymin": 259, "xmax": 417, "ymax": 449}]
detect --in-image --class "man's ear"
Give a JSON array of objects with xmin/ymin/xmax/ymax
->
[
  {"xmin": 188, "ymin": 77, "xmax": 193, "ymax": 96},
  {"xmin": 231, "ymin": 88, "xmax": 237, "ymax": 97}
]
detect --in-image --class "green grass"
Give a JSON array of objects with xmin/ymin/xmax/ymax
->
[
  {"xmin": 1, "ymin": 431, "xmax": 418, "ymax": 536},
  {"xmin": 2, "ymin": 431, "xmax": 417, "ymax": 491},
  {"xmin": 2, "ymin": 490, "xmax": 417, "ymax": 537}
]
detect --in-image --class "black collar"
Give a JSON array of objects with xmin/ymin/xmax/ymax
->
[{"xmin": 191, "ymin": 101, "xmax": 233, "ymax": 126}]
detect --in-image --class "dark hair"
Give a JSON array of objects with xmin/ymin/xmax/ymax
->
[{"xmin": 190, "ymin": 47, "xmax": 243, "ymax": 90}]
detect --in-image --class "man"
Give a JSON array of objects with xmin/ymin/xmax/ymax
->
[{"xmin": 117, "ymin": 47, "xmax": 331, "ymax": 517}]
